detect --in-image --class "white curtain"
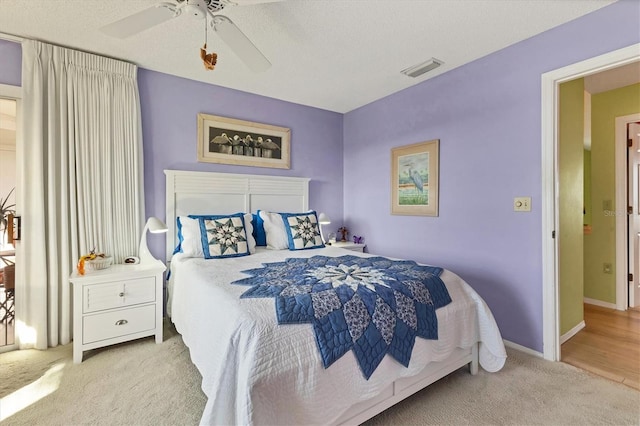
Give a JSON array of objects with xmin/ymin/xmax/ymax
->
[{"xmin": 18, "ymin": 40, "xmax": 145, "ymax": 349}]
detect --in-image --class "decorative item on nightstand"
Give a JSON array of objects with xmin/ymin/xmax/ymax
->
[
  {"xmin": 85, "ymin": 256, "xmax": 113, "ymax": 271},
  {"xmin": 318, "ymin": 212, "xmax": 331, "ymax": 244},
  {"xmin": 76, "ymin": 248, "xmax": 109, "ymax": 276},
  {"xmin": 139, "ymin": 217, "xmax": 168, "ymax": 264},
  {"xmin": 337, "ymin": 226, "xmax": 348, "ymax": 242}
]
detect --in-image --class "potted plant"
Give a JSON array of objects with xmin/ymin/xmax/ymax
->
[{"xmin": 0, "ymin": 187, "xmax": 15, "ymax": 244}]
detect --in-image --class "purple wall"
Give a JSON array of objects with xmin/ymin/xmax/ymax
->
[
  {"xmin": 138, "ymin": 69, "xmax": 344, "ymax": 259},
  {"xmin": 0, "ymin": 39, "xmax": 21, "ymax": 86},
  {"xmin": 342, "ymin": 0, "xmax": 640, "ymax": 351}
]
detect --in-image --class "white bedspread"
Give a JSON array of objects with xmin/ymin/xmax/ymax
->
[{"xmin": 168, "ymin": 246, "xmax": 506, "ymax": 425}]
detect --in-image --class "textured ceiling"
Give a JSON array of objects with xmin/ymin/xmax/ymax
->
[{"xmin": 0, "ymin": 0, "xmax": 615, "ymax": 113}]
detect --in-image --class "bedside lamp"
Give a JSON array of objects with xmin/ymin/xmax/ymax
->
[
  {"xmin": 318, "ymin": 212, "xmax": 331, "ymax": 244},
  {"xmin": 139, "ymin": 217, "xmax": 168, "ymax": 264}
]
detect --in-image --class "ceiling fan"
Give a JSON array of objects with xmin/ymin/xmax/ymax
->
[{"xmin": 100, "ymin": 0, "xmax": 281, "ymax": 72}]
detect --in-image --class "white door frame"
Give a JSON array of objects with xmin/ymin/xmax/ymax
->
[
  {"xmin": 621, "ymin": 116, "xmax": 640, "ymax": 308},
  {"xmin": 0, "ymin": 83, "xmax": 22, "ymax": 353},
  {"xmin": 541, "ymin": 43, "xmax": 640, "ymax": 361}
]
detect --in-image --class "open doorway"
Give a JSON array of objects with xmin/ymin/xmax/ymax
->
[
  {"xmin": 541, "ymin": 43, "xmax": 640, "ymax": 362},
  {"xmin": 542, "ymin": 46, "xmax": 640, "ymax": 388},
  {"xmin": 564, "ymin": 106, "xmax": 640, "ymax": 390},
  {"xmin": 583, "ymin": 64, "xmax": 640, "ymax": 313}
]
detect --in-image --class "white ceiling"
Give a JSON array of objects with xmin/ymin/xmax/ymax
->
[
  {"xmin": 0, "ymin": 0, "xmax": 617, "ymax": 113},
  {"xmin": 584, "ymin": 61, "xmax": 640, "ymax": 94}
]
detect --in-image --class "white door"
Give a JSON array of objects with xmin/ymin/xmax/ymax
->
[{"xmin": 628, "ymin": 122, "xmax": 640, "ymax": 308}]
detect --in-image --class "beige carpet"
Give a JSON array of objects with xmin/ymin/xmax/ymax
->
[{"xmin": 1, "ymin": 320, "xmax": 638, "ymax": 425}]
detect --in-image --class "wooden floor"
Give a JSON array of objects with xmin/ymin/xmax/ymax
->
[{"xmin": 561, "ymin": 304, "xmax": 640, "ymax": 390}]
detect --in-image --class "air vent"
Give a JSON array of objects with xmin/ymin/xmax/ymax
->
[{"xmin": 401, "ymin": 58, "xmax": 443, "ymax": 78}]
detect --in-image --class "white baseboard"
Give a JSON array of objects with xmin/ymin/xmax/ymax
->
[
  {"xmin": 560, "ymin": 321, "xmax": 585, "ymax": 344},
  {"xmin": 503, "ymin": 339, "xmax": 544, "ymax": 358},
  {"xmin": 584, "ymin": 298, "xmax": 616, "ymax": 309}
]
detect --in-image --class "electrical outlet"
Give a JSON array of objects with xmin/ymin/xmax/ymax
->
[
  {"xmin": 603, "ymin": 263, "xmax": 613, "ymax": 274},
  {"xmin": 514, "ymin": 197, "xmax": 531, "ymax": 212}
]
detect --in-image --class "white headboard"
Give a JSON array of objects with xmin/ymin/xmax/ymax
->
[{"xmin": 164, "ymin": 170, "xmax": 310, "ymax": 261}]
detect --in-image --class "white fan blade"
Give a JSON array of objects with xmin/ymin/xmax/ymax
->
[
  {"xmin": 213, "ymin": 16, "xmax": 271, "ymax": 72},
  {"xmin": 101, "ymin": 3, "xmax": 177, "ymax": 39}
]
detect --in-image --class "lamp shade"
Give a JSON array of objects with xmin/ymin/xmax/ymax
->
[
  {"xmin": 139, "ymin": 217, "xmax": 168, "ymax": 264},
  {"xmin": 318, "ymin": 212, "xmax": 331, "ymax": 225},
  {"xmin": 318, "ymin": 212, "xmax": 331, "ymax": 244},
  {"xmin": 146, "ymin": 217, "xmax": 168, "ymax": 233}
]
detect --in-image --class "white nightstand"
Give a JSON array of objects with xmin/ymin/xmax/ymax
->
[
  {"xmin": 330, "ymin": 241, "xmax": 366, "ymax": 252},
  {"xmin": 69, "ymin": 261, "xmax": 165, "ymax": 363}
]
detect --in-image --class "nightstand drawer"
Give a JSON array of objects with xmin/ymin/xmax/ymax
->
[
  {"xmin": 83, "ymin": 304, "xmax": 156, "ymax": 344},
  {"xmin": 83, "ymin": 277, "xmax": 156, "ymax": 313}
]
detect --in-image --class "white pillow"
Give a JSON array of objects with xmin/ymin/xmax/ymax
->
[
  {"xmin": 176, "ymin": 217, "xmax": 203, "ymax": 257},
  {"xmin": 259, "ymin": 211, "xmax": 289, "ymax": 250},
  {"xmin": 176, "ymin": 213, "xmax": 256, "ymax": 256}
]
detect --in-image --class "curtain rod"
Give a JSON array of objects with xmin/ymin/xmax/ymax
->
[
  {"xmin": 0, "ymin": 32, "xmax": 136, "ymax": 67},
  {"xmin": 0, "ymin": 32, "xmax": 25, "ymax": 43}
]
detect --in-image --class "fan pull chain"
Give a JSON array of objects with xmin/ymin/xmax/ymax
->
[{"xmin": 200, "ymin": 15, "xmax": 218, "ymax": 71}]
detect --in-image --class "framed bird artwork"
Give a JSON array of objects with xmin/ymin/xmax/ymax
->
[
  {"xmin": 197, "ymin": 113, "xmax": 291, "ymax": 169},
  {"xmin": 391, "ymin": 139, "xmax": 439, "ymax": 216}
]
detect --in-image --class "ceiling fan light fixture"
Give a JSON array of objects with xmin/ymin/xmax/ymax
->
[
  {"xmin": 183, "ymin": 6, "xmax": 206, "ymax": 18},
  {"xmin": 401, "ymin": 58, "xmax": 443, "ymax": 78},
  {"xmin": 177, "ymin": 0, "xmax": 226, "ymax": 13},
  {"xmin": 182, "ymin": 0, "xmax": 209, "ymax": 18}
]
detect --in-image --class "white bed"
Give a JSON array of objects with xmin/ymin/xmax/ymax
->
[{"xmin": 165, "ymin": 170, "xmax": 506, "ymax": 425}]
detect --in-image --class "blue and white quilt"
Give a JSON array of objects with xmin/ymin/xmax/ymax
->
[{"xmin": 232, "ymin": 255, "xmax": 451, "ymax": 379}]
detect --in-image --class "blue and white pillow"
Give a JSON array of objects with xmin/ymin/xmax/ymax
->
[
  {"xmin": 281, "ymin": 211, "xmax": 325, "ymax": 250},
  {"xmin": 194, "ymin": 213, "xmax": 250, "ymax": 259},
  {"xmin": 174, "ymin": 213, "xmax": 255, "ymax": 257}
]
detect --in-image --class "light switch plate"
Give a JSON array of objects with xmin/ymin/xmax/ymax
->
[{"xmin": 514, "ymin": 197, "xmax": 531, "ymax": 212}]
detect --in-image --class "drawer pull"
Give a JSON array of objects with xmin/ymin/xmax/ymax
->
[
  {"xmin": 119, "ymin": 292, "xmax": 125, "ymax": 297},
  {"xmin": 115, "ymin": 319, "xmax": 128, "ymax": 326}
]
